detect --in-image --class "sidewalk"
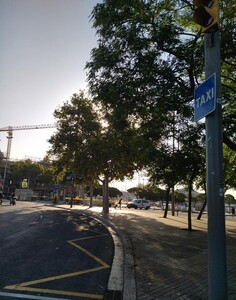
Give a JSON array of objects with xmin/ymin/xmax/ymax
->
[{"xmin": 59, "ymin": 204, "xmax": 236, "ymax": 300}]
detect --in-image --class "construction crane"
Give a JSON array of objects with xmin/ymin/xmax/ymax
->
[{"xmin": 0, "ymin": 123, "xmax": 56, "ymax": 191}]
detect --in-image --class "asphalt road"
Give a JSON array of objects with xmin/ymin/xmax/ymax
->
[{"xmin": 0, "ymin": 201, "xmax": 114, "ymax": 300}]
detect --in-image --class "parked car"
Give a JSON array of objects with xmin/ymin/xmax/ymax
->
[{"xmin": 127, "ymin": 199, "xmax": 151, "ymax": 210}]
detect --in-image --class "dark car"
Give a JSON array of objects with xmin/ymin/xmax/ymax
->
[{"xmin": 127, "ymin": 199, "xmax": 150, "ymax": 210}]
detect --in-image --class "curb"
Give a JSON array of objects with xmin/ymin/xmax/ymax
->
[
  {"xmin": 81, "ymin": 210, "xmax": 137, "ymax": 300},
  {"xmin": 53, "ymin": 205, "xmax": 136, "ymax": 299}
]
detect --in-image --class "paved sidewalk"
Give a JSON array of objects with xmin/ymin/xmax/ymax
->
[
  {"xmin": 107, "ymin": 210, "xmax": 236, "ymax": 300},
  {"xmin": 59, "ymin": 204, "xmax": 236, "ymax": 300}
]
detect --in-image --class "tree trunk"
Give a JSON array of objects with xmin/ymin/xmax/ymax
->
[
  {"xmin": 163, "ymin": 187, "xmax": 170, "ymax": 218},
  {"xmin": 188, "ymin": 181, "xmax": 192, "ymax": 231},
  {"xmin": 171, "ymin": 186, "xmax": 175, "ymax": 216},
  {"xmin": 197, "ymin": 197, "xmax": 207, "ymax": 220},
  {"xmin": 89, "ymin": 182, "xmax": 93, "ymax": 208},
  {"xmin": 103, "ymin": 175, "xmax": 109, "ymax": 214},
  {"xmin": 197, "ymin": 182, "xmax": 207, "ymax": 220}
]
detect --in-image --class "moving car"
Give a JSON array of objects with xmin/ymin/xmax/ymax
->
[{"xmin": 127, "ymin": 199, "xmax": 150, "ymax": 210}]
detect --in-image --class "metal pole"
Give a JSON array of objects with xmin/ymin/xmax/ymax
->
[
  {"xmin": 2, "ymin": 131, "xmax": 13, "ymax": 192},
  {"xmin": 205, "ymin": 31, "xmax": 228, "ymax": 299},
  {"xmin": 70, "ymin": 178, "xmax": 74, "ymax": 208}
]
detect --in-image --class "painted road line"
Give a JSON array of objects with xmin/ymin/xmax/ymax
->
[
  {"xmin": 3, "ymin": 287, "xmax": 103, "ymax": 299},
  {"xmin": 68, "ymin": 239, "xmax": 110, "ymax": 268},
  {"xmin": 5, "ymin": 266, "xmax": 106, "ymax": 288},
  {"xmin": 0, "ymin": 291, "xmax": 70, "ymax": 300},
  {"xmin": 4, "ymin": 231, "xmax": 110, "ymax": 299}
]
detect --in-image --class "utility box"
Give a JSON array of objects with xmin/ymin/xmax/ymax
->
[{"xmin": 15, "ymin": 188, "xmax": 33, "ymax": 201}]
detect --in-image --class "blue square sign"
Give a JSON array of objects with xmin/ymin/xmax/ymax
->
[{"xmin": 194, "ymin": 73, "xmax": 216, "ymax": 121}]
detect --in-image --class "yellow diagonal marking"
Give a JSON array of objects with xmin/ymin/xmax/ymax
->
[
  {"xmin": 88, "ymin": 229, "xmax": 109, "ymax": 236},
  {"xmin": 68, "ymin": 240, "xmax": 109, "ymax": 268},
  {"xmin": 5, "ymin": 266, "xmax": 106, "ymax": 288},
  {"xmin": 72, "ymin": 232, "xmax": 108, "ymax": 241},
  {"xmin": 5, "ymin": 231, "xmax": 111, "ymax": 298}
]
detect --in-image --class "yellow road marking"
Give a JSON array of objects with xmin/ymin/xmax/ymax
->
[
  {"xmin": 5, "ymin": 266, "xmax": 107, "ymax": 288},
  {"xmin": 68, "ymin": 240, "xmax": 109, "ymax": 268},
  {"xmin": 88, "ymin": 229, "xmax": 109, "ymax": 236},
  {"xmin": 5, "ymin": 230, "xmax": 111, "ymax": 298}
]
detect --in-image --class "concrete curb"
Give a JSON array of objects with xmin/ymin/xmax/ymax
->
[
  {"xmin": 116, "ymin": 228, "xmax": 136, "ymax": 300},
  {"xmin": 82, "ymin": 211, "xmax": 137, "ymax": 300},
  {"xmin": 53, "ymin": 205, "xmax": 136, "ymax": 299}
]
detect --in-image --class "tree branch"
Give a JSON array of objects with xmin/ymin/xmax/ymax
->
[{"xmin": 223, "ymin": 133, "xmax": 236, "ymax": 152}]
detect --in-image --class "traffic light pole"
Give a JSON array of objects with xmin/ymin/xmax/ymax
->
[{"xmin": 205, "ymin": 31, "xmax": 228, "ymax": 299}]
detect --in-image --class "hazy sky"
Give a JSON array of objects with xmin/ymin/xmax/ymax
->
[{"xmin": 0, "ymin": 0, "xmax": 100, "ymax": 160}]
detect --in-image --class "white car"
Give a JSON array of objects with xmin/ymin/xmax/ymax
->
[{"xmin": 127, "ymin": 199, "xmax": 150, "ymax": 210}]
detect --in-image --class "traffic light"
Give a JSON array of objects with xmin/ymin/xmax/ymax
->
[
  {"xmin": 193, "ymin": 0, "xmax": 219, "ymax": 33},
  {"xmin": 64, "ymin": 171, "xmax": 73, "ymax": 182}
]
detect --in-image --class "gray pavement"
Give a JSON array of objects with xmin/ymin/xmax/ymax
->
[
  {"xmin": 11, "ymin": 201, "xmax": 234, "ymax": 300},
  {"xmin": 67, "ymin": 205, "xmax": 236, "ymax": 300}
]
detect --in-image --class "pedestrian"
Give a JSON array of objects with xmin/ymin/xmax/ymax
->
[
  {"xmin": 10, "ymin": 192, "xmax": 16, "ymax": 205},
  {"xmin": 0, "ymin": 190, "xmax": 3, "ymax": 205},
  {"xmin": 231, "ymin": 207, "xmax": 235, "ymax": 215},
  {"xmin": 53, "ymin": 193, "xmax": 57, "ymax": 204}
]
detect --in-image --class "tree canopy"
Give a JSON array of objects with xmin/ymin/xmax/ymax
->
[
  {"xmin": 48, "ymin": 91, "xmax": 141, "ymax": 211},
  {"xmin": 86, "ymin": 0, "xmax": 235, "ymax": 148},
  {"xmin": 84, "ymin": 0, "xmax": 236, "ymax": 217},
  {"xmin": 47, "ymin": 1, "xmax": 235, "ymax": 212}
]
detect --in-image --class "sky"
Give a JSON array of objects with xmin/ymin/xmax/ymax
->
[{"xmin": 0, "ymin": 0, "xmax": 101, "ymax": 160}]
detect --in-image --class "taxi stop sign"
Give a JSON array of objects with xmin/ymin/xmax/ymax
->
[
  {"xmin": 21, "ymin": 178, "xmax": 28, "ymax": 189},
  {"xmin": 194, "ymin": 73, "xmax": 216, "ymax": 121}
]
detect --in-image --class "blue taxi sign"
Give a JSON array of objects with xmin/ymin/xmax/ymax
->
[{"xmin": 194, "ymin": 73, "xmax": 216, "ymax": 121}]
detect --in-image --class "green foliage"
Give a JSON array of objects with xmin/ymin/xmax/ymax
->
[
  {"xmin": 91, "ymin": 185, "xmax": 122, "ymax": 198},
  {"xmin": 224, "ymin": 194, "xmax": 236, "ymax": 205},
  {"xmin": 48, "ymin": 91, "xmax": 102, "ymax": 181},
  {"xmin": 175, "ymin": 192, "xmax": 186, "ymax": 203},
  {"xmin": 128, "ymin": 184, "xmax": 166, "ymax": 201},
  {"xmin": 48, "ymin": 91, "xmax": 139, "ymax": 188},
  {"xmin": 86, "ymin": 0, "xmax": 205, "ymax": 191},
  {"xmin": 86, "ymin": 0, "xmax": 236, "ymax": 193},
  {"xmin": 223, "ymin": 144, "xmax": 236, "ymax": 191},
  {"xmin": 221, "ymin": 1, "xmax": 236, "ymax": 146},
  {"xmin": 194, "ymin": 193, "xmax": 206, "ymax": 202},
  {"xmin": 5, "ymin": 159, "xmax": 54, "ymax": 190},
  {"xmin": 127, "ymin": 183, "xmax": 186, "ymax": 202}
]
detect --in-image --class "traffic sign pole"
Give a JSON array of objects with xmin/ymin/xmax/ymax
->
[{"xmin": 205, "ymin": 31, "xmax": 227, "ymax": 299}]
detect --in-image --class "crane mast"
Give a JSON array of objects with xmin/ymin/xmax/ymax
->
[{"xmin": 0, "ymin": 123, "xmax": 56, "ymax": 191}]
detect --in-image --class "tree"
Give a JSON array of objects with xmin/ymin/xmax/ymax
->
[
  {"xmin": 4, "ymin": 159, "xmax": 54, "ymax": 192},
  {"xmin": 223, "ymin": 144, "xmax": 236, "ymax": 192},
  {"xmin": 87, "ymin": 1, "xmax": 201, "ymax": 160},
  {"xmin": 86, "ymin": 0, "xmax": 203, "ymax": 216},
  {"xmin": 178, "ymin": 124, "xmax": 205, "ymax": 230},
  {"xmin": 92, "ymin": 186, "xmax": 122, "ymax": 198},
  {"xmin": 48, "ymin": 91, "xmax": 103, "ymax": 207},
  {"xmin": 146, "ymin": 143, "xmax": 185, "ymax": 218},
  {"xmin": 224, "ymin": 194, "xmax": 236, "ymax": 206},
  {"xmin": 89, "ymin": 127, "xmax": 138, "ymax": 212},
  {"xmin": 86, "ymin": 0, "xmax": 236, "ymax": 207},
  {"xmin": 48, "ymin": 91, "xmax": 139, "ymax": 213},
  {"xmin": 128, "ymin": 184, "xmax": 167, "ymax": 201},
  {"xmin": 221, "ymin": 1, "xmax": 236, "ymax": 150}
]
